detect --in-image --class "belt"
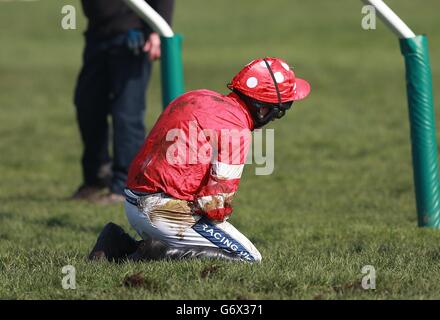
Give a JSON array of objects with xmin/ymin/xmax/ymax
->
[{"xmin": 124, "ymin": 189, "xmax": 162, "ymax": 206}]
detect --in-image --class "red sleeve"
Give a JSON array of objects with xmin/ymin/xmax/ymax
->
[
  {"xmin": 191, "ymin": 93, "xmax": 251, "ymax": 221},
  {"xmin": 194, "ymin": 111, "xmax": 251, "ymax": 221}
]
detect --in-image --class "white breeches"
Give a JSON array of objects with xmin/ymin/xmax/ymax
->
[{"xmin": 124, "ymin": 189, "xmax": 261, "ymax": 262}]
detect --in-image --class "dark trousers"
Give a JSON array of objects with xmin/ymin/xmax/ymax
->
[{"xmin": 74, "ymin": 36, "xmax": 151, "ymax": 195}]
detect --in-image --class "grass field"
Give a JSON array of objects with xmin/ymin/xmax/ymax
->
[{"xmin": 1, "ymin": 0, "xmax": 440, "ymax": 300}]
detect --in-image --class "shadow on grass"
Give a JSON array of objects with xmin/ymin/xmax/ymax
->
[
  {"xmin": 6, "ymin": 212, "xmax": 104, "ymax": 235},
  {"xmin": 39, "ymin": 216, "xmax": 103, "ymax": 234},
  {"xmin": 0, "ymin": 194, "xmax": 69, "ymax": 203},
  {"xmin": 0, "ymin": 211, "xmax": 15, "ymax": 221}
]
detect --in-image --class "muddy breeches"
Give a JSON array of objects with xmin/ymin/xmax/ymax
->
[{"xmin": 124, "ymin": 189, "xmax": 262, "ymax": 262}]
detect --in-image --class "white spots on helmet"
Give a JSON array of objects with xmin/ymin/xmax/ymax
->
[
  {"xmin": 259, "ymin": 60, "xmax": 272, "ymax": 68},
  {"xmin": 293, "ymin": 82, "xmax": 297, "ymax": 90},
  {"xmin": 281, "ymin": 62, "xmax": 290, "ymax": 71},
  {"xmin": 246, "ymin": 77, "xmax": 258, "ymax": 88},
  {"xmin": 274, "ymin": 72, "xmax": 284, "ymax": 83}
]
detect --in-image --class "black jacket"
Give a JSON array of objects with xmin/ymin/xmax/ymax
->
[{"xmin": 81, "ymin": 0, "xmax": 174, "ymax": 40}]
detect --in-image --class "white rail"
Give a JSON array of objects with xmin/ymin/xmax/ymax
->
[
  {"xmin": 361, "ymin": 0, "xmax": 416, "ymax": 38},
  {"xmin": 122, "ymin": 0, "xmax": 174, "ymax": 37}
]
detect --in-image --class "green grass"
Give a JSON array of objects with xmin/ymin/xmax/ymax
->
[{"xmin": 1, "ymin": 0, "xmax": 440, "ymax": 299}]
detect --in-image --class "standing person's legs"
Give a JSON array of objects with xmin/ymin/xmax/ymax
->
[
  {"xmin": 124, "ymin": 190, "xmax": 262, "ymax": 262},
  {"xmin": 73, "ymin": 42, "xmax": 112, "ymax": 197},
  {"xmin": 107, "ymin": 48, "xmax": 151, "ymax": 196}
]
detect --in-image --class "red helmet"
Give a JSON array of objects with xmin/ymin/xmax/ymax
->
[{"xmin": 228, "ymin": 57, "xmax": 311, "ymax": 103}]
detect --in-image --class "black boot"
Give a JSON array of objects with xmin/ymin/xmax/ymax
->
[
  {"xmin": 88, "ymin": 222, "xmax": 139, "ymax": 262},
  {"xmin": 128, "ymin": 236, "xmax": 242, "ymax": 262}
]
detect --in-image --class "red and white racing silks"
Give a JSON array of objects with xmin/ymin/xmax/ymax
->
[{"xmin": 126, "ymin": 89, "xmax": 254, "ymax": 221}]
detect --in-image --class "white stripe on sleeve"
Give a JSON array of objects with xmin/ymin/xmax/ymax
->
[{"xmin": 211, "ymin": 161, "xmax": 244, "ymax": 180}]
